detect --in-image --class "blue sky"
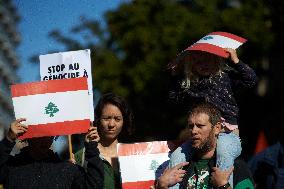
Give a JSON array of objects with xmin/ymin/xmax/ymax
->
[{"xmin": 13, "ymin": 0, "xmax": 126, "ymax": 83}]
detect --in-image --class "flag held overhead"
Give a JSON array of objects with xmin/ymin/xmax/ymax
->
[
  {"xmin": 11, "ymin": 77, "xmax": 90, "ymax": 140},
  {"xmin": 185, "ymin": 31, "xmax": 247, "ymax": 58}
]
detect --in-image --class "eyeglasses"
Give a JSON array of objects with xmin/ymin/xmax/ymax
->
[{"xmin": 101, "ymin": 116, "xmax": 123, "ymax": 122}]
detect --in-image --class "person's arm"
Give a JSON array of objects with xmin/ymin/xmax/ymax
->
[
  {"xmin": 72, "ymin": 127, "xmax": 104, "ymax": 189},
  {"xmin": 225, "ymin": 48, "xmax": 258, "ymax": 88},
  {"xmin": 83, "ymin": 141, "xmax": 104, "ymax": 189},
  {"xmin": 0, "ymin": 119, "xmax": 28, "ymax": 183},
  {"xmin": 210, "ymin": 166, "xmax": 234, "ymax": 189}
]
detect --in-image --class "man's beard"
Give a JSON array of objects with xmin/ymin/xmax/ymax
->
[{"xmin": 192, "ymin": 129, "xmax": 215, "ymax": 154}]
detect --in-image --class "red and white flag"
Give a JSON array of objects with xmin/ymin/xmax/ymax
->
[
  {"xmin": 11, "ymin": 77, "xmax": 90, "ymax": 140},
  {"xmin": 118, "ymin": 141, "xmax": 179, "ymax": 189},
  {"xmin": 185, "ymin": 31, "xmax": 247, "ymax": 58}
]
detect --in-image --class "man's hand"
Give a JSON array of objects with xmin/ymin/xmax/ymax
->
[
  {"xmin": 7, "ymin": 118, "xmax": 28, "ymax": 141},
  {"xmin": 156, "ymin": 162, "xmax": 189, "ymax": 189},
  {"xmin": 225, "ymin": 48, "xmax": 239, "ymax": 64},
  {"xmin": 210, "ymin": 166, "xmax": 234, "ymax": 188},
  {"xmin": 85, "ymin": 126, "xmax": 100, "ymax": 143}
]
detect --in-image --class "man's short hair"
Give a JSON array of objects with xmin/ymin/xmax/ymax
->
[{"xmin": 188, "ymin": 102, "xmax": 221, "ymax": 126}]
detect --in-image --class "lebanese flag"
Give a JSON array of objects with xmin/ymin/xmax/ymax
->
[
  {"xmin": 118, "ymin": 141, "xmax": 180, "ymax": 189},
  {"xmin": 185, "ymin": 31, "xmax": 247, "ymax": 58},
  {"xmin": 11, "ymin": 77, "xmax": 90, "ymax": 140}
]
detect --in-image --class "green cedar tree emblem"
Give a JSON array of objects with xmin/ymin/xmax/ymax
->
[
  {"xmin": 45, "ymin": 102, "xmax": 59, "ymax": 117},
  {"xmin": 149, "ymin": 160, "xmax": 159, "ymax": 171}
]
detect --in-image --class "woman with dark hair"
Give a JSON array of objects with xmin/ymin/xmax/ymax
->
[
  {"xmin": 75, "ymin": 92, "xmax": 134, "ymax": 189},
  {"xmin": 94, "ymin": 92, "xmax": 134, "ymax": 143}
]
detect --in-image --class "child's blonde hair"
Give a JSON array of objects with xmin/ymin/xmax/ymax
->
[{"xmin": 179, "ymin": 51, "xmax": 230, "ymax": 89}]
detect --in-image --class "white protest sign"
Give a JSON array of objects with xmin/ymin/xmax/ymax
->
[{"xmin": 39, "ymin": 49, "xmax": 94, "ymax": 121}]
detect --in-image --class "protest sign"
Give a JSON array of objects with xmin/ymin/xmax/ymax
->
[
  {"xmin": 11, "ymin": 77, "xmax": 90, "ymax": 140},
  {"xmin": 39, "ymin": 49, "xmax": 94, "ymax": 121}
]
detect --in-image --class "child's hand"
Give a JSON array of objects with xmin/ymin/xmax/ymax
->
[
  {"xmin": 7, "ymin": 118, "xmax": 28, "ymax": 141},
  {"xmin": 85, "ymin": 126, "xmax": 100, "ymax": 143},
  {"xmin": 225, "ymin": 48, "xmax": 239, "ymax": 64}
]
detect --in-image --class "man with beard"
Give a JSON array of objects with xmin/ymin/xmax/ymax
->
[{"xmin": 155, "ymin": 102, "xmax": 254, "ymax": 189}]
